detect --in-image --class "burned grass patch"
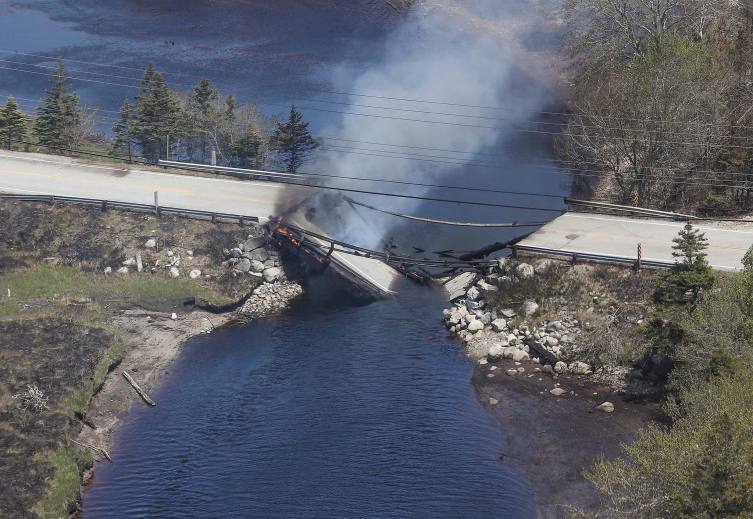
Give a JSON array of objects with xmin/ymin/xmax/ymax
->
[{"xmin": 0, "ymin": 316, "xmax": 122, "ymax": 519}]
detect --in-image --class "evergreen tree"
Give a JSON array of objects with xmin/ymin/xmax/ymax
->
[
  {"xmin": 133, "ymin": 61, "xmax": 180, "ymax": 162},
  {"xmin": 228, "ymin": 131, "xmax": 263, "ymax": 168},
  {"xmin": 672, "ymin": 222, "xmax": 709, "ymax": 268},
  {"xmin": 32, "ymin": 58, "xmax": 81, "ymax": 150},
  {"xmin": 111, "ymin": 99, "xmax": 137, "ymax": 162},
  {"xmin": 271, "ymin": 105, "xmax": 318, "ymax": 173},
  {"xmin": 187, "ymin": 78, "xmax": 218, "ymax": 162},
  {"xmin": 191, "ymin": 78, "xmax": 218, "ymax": 115},
  {"xmin": 654, "ymin": 223, "xmax": 715, "ymax": 304},
  {"xmin": 0, "ymin": 95, "xmax": 28, "ymax": 150}
]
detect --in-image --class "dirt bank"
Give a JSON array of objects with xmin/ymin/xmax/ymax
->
[{"xmin": 472, "ymin": 357, "xmax": 661, "ymax": 518}]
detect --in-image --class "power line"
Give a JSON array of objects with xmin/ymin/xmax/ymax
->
[
  {"xmin": 7, "ymin": 48, "xmax": 753, "ymax": 133},
  {"xmin": 5, "ymin": 52, "xmax": 753, "ymax": 135},
  {"xmin": 11, "ymin": 103, "xmax": 753, "ymax": 192},
  {"xmin": 343, "ymin": 196, "xmax": 550, "ymax": 227}
]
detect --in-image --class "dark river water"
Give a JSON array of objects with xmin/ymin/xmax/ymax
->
[{"xmin": 82, "ymin": 281, "xmax": 535, "ymax": 518}]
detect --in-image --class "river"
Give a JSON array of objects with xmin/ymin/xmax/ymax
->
[
  {"xmin": 0, "ymin": 1, "xmax": 569, "ymax": 516},
  {"xmin": 82, "ymin": 280, "xmax": 535, "ymax": 518}
]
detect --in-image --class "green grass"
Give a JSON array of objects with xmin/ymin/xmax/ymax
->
[
  {"xmin": 60, "ymin": 341, "xmax": 126, "ymax": 416},
  {"xmin": 39, "ymin": 448, "xmax": 89, "ymax": 519},
  {"xmin": 0, "ymin": 264, "xmax": 229, "ymax": 317}
]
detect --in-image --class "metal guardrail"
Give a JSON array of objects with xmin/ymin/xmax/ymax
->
[
  {"xmin": 158, "ymin": 160, "xmax": 326, "ymax": 187},
  {"xmin": 0, "ymin": 193, "xmax": 260, "ymax": 224},
  {"xmin": 565, "ymin": 198, "xmax": 693, "ymax": 221},
  {"xmin": 515, "ymin": 244, "xmax": 675, "ymax": 269}
]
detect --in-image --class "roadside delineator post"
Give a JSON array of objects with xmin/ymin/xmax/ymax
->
[
  {"xmin": 636, "ymin": 243, "xmax": 642, "ymax": 271},
  {"xmin": 154, "ymin": 191, "xmax": 161, "ymax": 218},
  {"xmin": 633, "ymin": 190, "xmax": 639, "ymax": 207}
]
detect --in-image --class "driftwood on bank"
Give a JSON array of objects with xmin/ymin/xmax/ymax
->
[
  {"xmin": 122, "ymin": 371, "xmax": 156, "ymax": 406},
  {"xmin": 72, "ymin": 438, "xmax": 113, "ymax": 463}
]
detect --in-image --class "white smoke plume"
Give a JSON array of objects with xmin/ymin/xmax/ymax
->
[{"xmin": 314, "ymin": 0, "xmax": 562, "ymax": 250}]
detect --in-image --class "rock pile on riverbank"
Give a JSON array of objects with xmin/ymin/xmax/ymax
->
[
  {"xmin": 222, "ymin": 234, "xmax": 284, "ymax": 282},
  {"xmin": 237, "ymin": 281, "xmax": 304, "ymax": 319},
  {"xmin": 443, "ymin": 257, "xmax": 594, "ymax": 376}
]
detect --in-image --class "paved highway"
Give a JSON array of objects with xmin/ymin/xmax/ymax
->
[
  {"xmin": 0, "ymin": 150, "xmax": 315, "ymax": 221},
  {"xmin": 519, "ymin": 213, "xmax": 753, "ymax": 271}
]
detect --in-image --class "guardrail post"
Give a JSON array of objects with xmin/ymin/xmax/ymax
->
[
  {"xmin": 212, "ymin": 213, "xmax": 217, "ymax": 224},
  {"xmin": 511, "ymin": 245, "xmax": 518, "ymax": 259},
  {"xmin": 572, "ymin": 252, "xmax": 578, "ymax": 265},
  {"xmin": 48, "ymin": 195, "xmax": 55, "ymax": 206},
  {"xmin": 239, "ymin": 216, "xmax": 244, "ymax": 227},
  {"xmin": 101, "ymin": 200, "xmax": 108, "ymax": 212},
  {"xmin": 154, "ymin": 191, "xmax": 160, "ymax": 218}
]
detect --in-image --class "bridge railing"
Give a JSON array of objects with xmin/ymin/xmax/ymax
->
[{"xmin": 0, "ymin": 193, "xmax": 259, "ymax": 225}]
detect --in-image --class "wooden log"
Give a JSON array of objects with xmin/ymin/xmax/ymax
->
[
  {"xmin": 122, "ymin": 371, "xmax": 156, "ymax": 406},
  {"xmin": 71, "ymin": 438, "xmax": 113, "ymax": 463}
]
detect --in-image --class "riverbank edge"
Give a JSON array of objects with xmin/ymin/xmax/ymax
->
[
  {"xmin": 72, "ymin": 285, "xmax": 304, "ymax": 517},
  {"xmin": 441, "ymin": 257, "xmax": 664, "ymax": 517}
]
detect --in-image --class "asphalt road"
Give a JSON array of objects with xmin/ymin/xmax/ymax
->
[
  {"xmin": 0, "ymin": 150, "xmax": 315, "ymax": 221},
  {"xmin": 519, "ymin": 213, "xmax": 753, "ymax": 271}
]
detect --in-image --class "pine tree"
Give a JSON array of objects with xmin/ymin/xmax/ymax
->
[
  {"xmin": 32, "ymin": 58, "xmax": 81, "ymax": 150},
  {"xmin": 271, "ymin": 105, "xmax": 318, "ymax": 173},
  {"xmin": 111, "ymin": 99, "xmax": 137, "ymax": 162},
  {"xmin": 655, "ymin": 222, "xmax": 715, "ymax": 304},
  {"xmin": 187, "ymin": 78, "xmax": 218, "ymax": 162},
  {"xmin": 672, "ymin": 222, "xmax": 709, "ymax": 268},
  {"xmin": 133, "ymin": 61, "xmax": 180, "ymax": 162},
  {"xmin": 0, "ymin": 95, "xmax": 28, "ymax": 150}
]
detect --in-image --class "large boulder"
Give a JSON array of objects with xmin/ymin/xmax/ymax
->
[
  {"xmin": 522, "ymin": 300, "xmax": 539, "ymax": 316},
  {"xmin": 242, "ymin": 236, "xmax": 267, "ymax": 252},
  {"xmin": 491, "ymin": 318, "xmax": 507, "ymax": 332},
  {"xmin": 467, "ymin": 320, "xmax": 484, "ymax": 333},
  {"xmin": 466, "ymin": 286, "xmax": 481, "ymax": 301},
  {"xmin": 250, "ymin": 248, "xmax": 271, "ymax": 262},
  {"xmin": 487, "ymin": 344, "xmax": 504, "ymax": 362},
  {"xmin": 496, "ymin": 257, "xmax": 508, "ymax": 272},
  {"xmin": 145, "ymin": 239, "xmax": 157, "ymax": 249},
  {"xmin": 534, "ymin": 259, "xmax": 554, "ymax": 275},
  {"xmin": 263, "ymin": 267, "xmax": 281, "ymax": 283},
  {"xmin": 570, "ymin": 361, "xmax": 590, "ymax": 375},
  {"xmin": 503, "ymin": 346, "xmax": 517, "ymax": 359},
  {"xmin": 229, "ymin": 248, "xmax": 242, "ymax": 258},
  {"xmin": 515, "ymin": 262, "xmax": 535, "ymax": 279},
  {"xmin": 554, "ymin": 361, "xmax": 568, "ymax": 373},
  {"xmin": 250, "ymin": 259, "xmax": 265, "ymax": 272},
  {"xmin": 189, "ymin": 269, "xmax": 202, "ymax": 279},
  {"xmin": 512, "ymin": 350, "xmax": 529, "ymax": 362},
  {"xmin": 235, "ymin": 258, "xmax": 251, "ymax": 273},
  {"xmin": 169, "ymin": 267, "xmax": 180, "ymax": 278}
]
